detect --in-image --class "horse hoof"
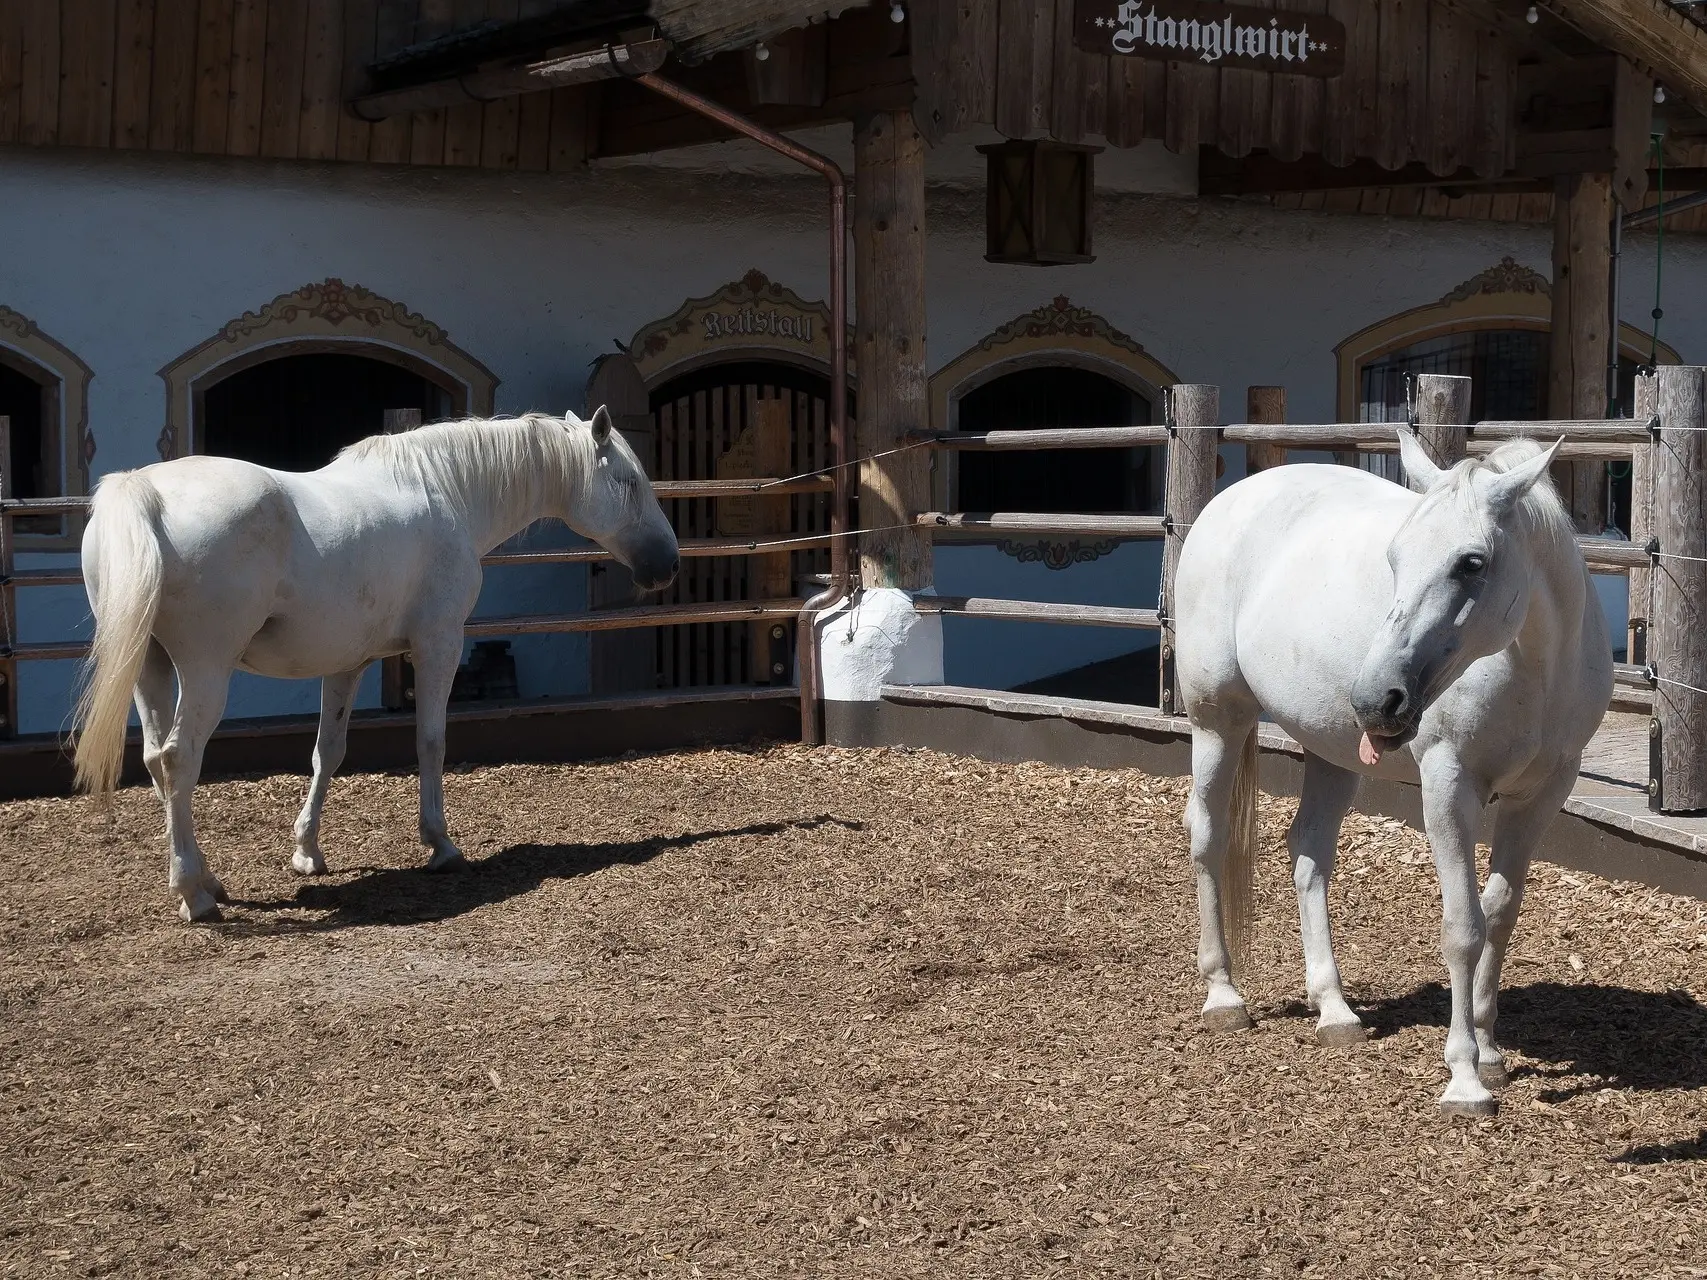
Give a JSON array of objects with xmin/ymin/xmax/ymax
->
[
  {"xmin": 1438, "ymin": 1093, "xmax": 1499, "ymax": 1118},
  {"xmin": 425, "ymin": 850, "xmax": 467, "ymax": 873},
  {"xmin": 1201, "ymin": 1005, "xmax": 1254, "ymax": 1033},
  {"xmin": 178, "ymin": 893, "xmax": 223, "ymax": 924},
  {"xmin": 1315, "ymin": 1019, "xmax": 1367, "ymax": 1048},
  {"xmin": 209, "ymin": 877, "xmax": 231, "ymax": 904},
  {"xmin": 290, "ymin": 850, "xmax": 326, "ymax": 877},
  {"xmin": 1479, "ymin": 1061, "xmax": 1511, "ymax": 1089}
]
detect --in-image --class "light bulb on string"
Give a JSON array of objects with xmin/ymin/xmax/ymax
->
[
  {"xmin": 1526, "ymin": 4, "xmax": 1539, "ymax": 22},
  {"xmin": 1656, "ymin": 84, "xmax": 1667, "ymax": 105},
  {"xmin": 891, "ymin": 2, "xmax": 906, "ymax": 23},
  {"xmin": 754, "ymin": 41, "xmax": 770, "ymax": 60}
]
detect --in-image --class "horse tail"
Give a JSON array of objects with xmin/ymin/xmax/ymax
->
[
  {"xmin": 1222, "ymin": 724, "xmax": 1260, "ymax": 977},
  {"xmin": 73, "ymin": 472, "xmax": 166, "ymax": 797}
]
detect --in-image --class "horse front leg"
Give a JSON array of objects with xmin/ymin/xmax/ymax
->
[
  {"xmin": 1473, "ymin": 764, "xmax": 1577, "ymax": 1089},
  {"xmin": 1419, "ymin": 753, "xmax": 1495, "ymax": 1115},
  {"xmin": 291, "ymin": 667, "xmax": 366, "ymax": 876},
  {"xmin": 156, "ymin": 660, "xmax": 232, "ymax": 923},
  {"xmin": 409, "ymin": 638, "xmax": 466, "ymax": 872}
]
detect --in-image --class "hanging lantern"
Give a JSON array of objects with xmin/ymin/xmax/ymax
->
[{"xmin": 977, "ymin": 139, "xmax": 1100, "ymax": 266}]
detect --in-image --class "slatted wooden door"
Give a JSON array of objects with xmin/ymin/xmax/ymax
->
[{"xmin": 649, "ymin": 360, "xmax": 842, "ymax": 689}]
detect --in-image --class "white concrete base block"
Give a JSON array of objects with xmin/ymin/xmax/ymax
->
[{"xmin": 816, "ymin": 588, "xmax": 944, "ymax": 702}]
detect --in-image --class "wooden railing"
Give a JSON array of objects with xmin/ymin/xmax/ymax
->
[{"xmin": 904, "ymin": 369, "xmax": 1706, "ymax": 817}]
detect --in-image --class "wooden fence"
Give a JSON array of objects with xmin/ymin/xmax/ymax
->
[
  {"xmin": 907, "ymin": 368, "xmax": 1707, "ymax": 817},
  {"xmin": 5, "ymin": 368, "xmax": 1705, "ymax": 817}
]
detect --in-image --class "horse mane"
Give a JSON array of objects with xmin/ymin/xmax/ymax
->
[
  {"xmin": 1452, "ymin": 438, "xmax": 1581, "ymax": 570},
  {"xmin": 337, "ymin": 413, "xmax": 596, "ymax": 530}
]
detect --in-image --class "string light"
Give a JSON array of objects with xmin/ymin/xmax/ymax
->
[
  {"xmin": 891, "ymin": 2, "xmax": 906, "ymax": 22},
  {"xmin": 753, "ymin": 41, "xmax": 770, "ymax": 60},
  {"xmin": 1526, "ymin": 4, "xmax": 1539, "ymax": 21},
  {"xmin": 1656, "ymin": 84, "xmax": 1667, "ymax": 105}
]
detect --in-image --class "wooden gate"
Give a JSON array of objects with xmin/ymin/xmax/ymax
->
[{"xmin": 644, "ymin": 359, "xmax": 843, "ymax": 690}]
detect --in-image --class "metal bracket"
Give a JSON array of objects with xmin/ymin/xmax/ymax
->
[{"xmin": 1649, "ymin": 708, "xmax": 1664, "ymax": 808}]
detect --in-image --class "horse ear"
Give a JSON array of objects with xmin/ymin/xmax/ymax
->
[
  {"xmin": 1484, "ymin": 438, "xmax": 1562, "ymax": 515},
  {"xmin": 590, "ymin": 405, "xmax": 613, "ymax": 444},
  {"xmin": 1397, "ymin": 430, "xmax": 1445, "ymax": 490}
]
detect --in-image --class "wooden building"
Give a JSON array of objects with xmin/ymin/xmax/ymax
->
[{"xmin": 3, "ymin": 0, "xmax": 1707, "ymax": 739}]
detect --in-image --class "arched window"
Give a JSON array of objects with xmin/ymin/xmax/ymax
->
[
  {"xmin": 1337, "ymin": 259, "xmax": 1676, "ymax": 533},
  {"xmin": 157, "ymin": 279, "xmax": 496, "ymax": 462},
  {"xmin": 0, "ymin": 306, "xmax": 94, "ymax": 544},
  {"xmin": 931, "ymin": 298, "xmax": 1177, "ymax": 524}
]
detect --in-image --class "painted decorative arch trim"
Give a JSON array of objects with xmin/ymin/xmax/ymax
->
[
  {"xmin": 1334, "ymin": 257, "xmax": 1682, "ymax": 421},
  {"xmin": 929, "ymin": 296, "xmax": 1180, "ymax": 432},
  {"xmin": 625, "ymin": 269, "xmax": 852, "ymax": 388},
  {"xmin": 156, "ymin": 279, "xmax": 499, "ymax": 460}
]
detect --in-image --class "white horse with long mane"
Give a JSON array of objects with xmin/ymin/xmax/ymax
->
[
  {"xmin": 1174, "ymin": 433, "xmax": 1612, "ymax": 1114},
  {"xmin": 73, "ymin": 408, "xmax": 678, "ymax": 923}
]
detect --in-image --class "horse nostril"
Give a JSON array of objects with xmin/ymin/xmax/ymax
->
[{"xmin": 1380, "ymin": 688, "xmax": 1407, "ymax": 720}]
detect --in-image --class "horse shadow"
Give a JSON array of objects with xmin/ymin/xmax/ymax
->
[
  {"xmin": 1359, "ymin": 980, "xmax": 1707, "ymax": 1161},
  {"xmin": 221, "ymin": 813, "xmax": 862, "ymax": 934}
]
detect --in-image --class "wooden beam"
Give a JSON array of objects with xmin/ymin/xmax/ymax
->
[
  {"xmin": 855, "ymin": 109, "xmax": 931, "ymax": 592},
  {"xmin": 1549, "ymin": 170, "xmax": 1614, "ymax": 534},
  {"xmin": 1160, "ymin": 387, "xmax": 1218, "ymax": 717},
  {"xmin": 1649, "ymin": 366, "xmax": 1707, "ymax": 813},
  {"xmin": 1536, "ymin": 0, "xmax": 1707, "ymax": 121},
  {"xmin": 1243, "ymin": 387, "xmax": 1286, "ymax": 474}
]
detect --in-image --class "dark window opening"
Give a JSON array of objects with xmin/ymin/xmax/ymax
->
[
  {"xmin": 0, "ymin": 358, "xmax": 51, "ymax": 500},
  {"xmin": 955, "ymin": 366, "xmax": 1155, "ymax": 513},
  {"xmin": 1359, "ymin": 330, "xmax": 1641, "ymax": 534},
  {"xmin": 202, "ymin": 353, "xmax": 451, "ymax": 472}
]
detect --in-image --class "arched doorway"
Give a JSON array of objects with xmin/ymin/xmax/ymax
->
[
  {"xmin": 200, "ymin": 351, "xmax": 453, "ymax": 471},
  {"xmin": 647, "ymin": 358, "xmax": 843, "ymax": 689},
  {"xmin": 0, "ymin": 306, "xmax": 94, "ymax": 544}
]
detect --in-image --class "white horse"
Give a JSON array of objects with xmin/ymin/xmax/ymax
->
[
  {"xmin": 72, "ymin": 408, "xmax": 678, "ymax": 923},
  {"xmin": 1174, "ymin": 434, "xmax": 1612, "ymax": 1114}
]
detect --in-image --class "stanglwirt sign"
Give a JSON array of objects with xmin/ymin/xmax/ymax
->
[{"xmin": 1074, "ymin": 0, "xmax": 1347, "ymax": 76}]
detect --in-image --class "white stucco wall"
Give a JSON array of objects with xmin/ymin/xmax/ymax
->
[{"xmin": 2, "ymin": 140, "xmax": 1695, "ymax": 730}]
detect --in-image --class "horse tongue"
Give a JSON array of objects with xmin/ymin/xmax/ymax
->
[{"xmin": 1358, "ymin": 733, "xmax": 1383, "ymax": 766}]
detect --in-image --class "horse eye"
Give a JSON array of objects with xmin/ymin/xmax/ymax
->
[{"xmin": 1455, "ymin": 552, "xmax": 1487, "ymax": 577}]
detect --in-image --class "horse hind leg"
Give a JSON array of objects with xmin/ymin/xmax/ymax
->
[
  {"xmin": 155, "ymin": 659, "xmax": 232, "ymax": 922},
  {"xmin": 1186, "ymin": 718, "xmax": 1260, "ymax": 1032},
  {"xmin": 133, "ymin": 640, "xmax": 175, "ymax": 800},
  {"xmin": 1289, "ymin": 753, "xmax": 1365, "ymax": 1047},
  {"xmin": 291, "ymin": 667, "xmax": 366, "ymax": 876}
]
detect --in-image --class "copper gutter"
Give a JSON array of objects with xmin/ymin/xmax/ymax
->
[{"xmin": 631, "ymin": 70, "xmax": 852, "ymax": 746}]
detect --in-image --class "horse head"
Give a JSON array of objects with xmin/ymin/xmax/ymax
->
[
  {"xmin": 564, "ymin": 406, "xmax": 680, "ymax": 592},
  {"xmin": 1349, "ymin": 433, "xmax": 1563, "ymax": 757}
]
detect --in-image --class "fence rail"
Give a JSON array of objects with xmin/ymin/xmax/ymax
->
[{"xmin": 5, "ymin": 372, "xmax": 1701, "ymax": 818}]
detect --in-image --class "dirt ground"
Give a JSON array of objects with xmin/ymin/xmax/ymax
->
[{"xmin": 3, "ymin": 744, "xmax": 1706, "ymax": 1279}]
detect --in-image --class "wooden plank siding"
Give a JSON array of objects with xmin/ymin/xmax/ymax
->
[{"xmin": 921, "ymin": 0, "xmax": 1517, "ymax": 181}]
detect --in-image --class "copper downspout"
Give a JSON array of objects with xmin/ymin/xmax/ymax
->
[{"xmin": 632, "ymin": 71, "xmax": 852, "ymax": 746}]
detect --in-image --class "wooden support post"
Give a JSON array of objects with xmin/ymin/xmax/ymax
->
[
  {"xmin": 0, "ymin": 415, "xmax": 15, "ymax": 739},
  {"xmin": 1161, "ymin": 385, "xmax": 1219, "ymax": 717},
  {"xmin": 1628, "ymin": 375, "xmax": 1656, "ymax": 667},
  {"xmin": 1550, "ymin": 172, "xmax": 1614, "ymax": 534},
  {"xmin": 1411, "ymin": 373, "xmax": 1470, "ymax": 489},
  {"xmin": 380, "ymin": 407, "xmax": 425, "ymax": 711},
  {"xmin": 1244, "ymin": 386, "xmax": 1286, "ymax": 474},
  {"xmin": 854, "ymin": 109, "xmax": 931, "ymax": 590},
  {"xmin": 1649, "ymin": 366, "xmax": 1707, "ymax": 813},
  {"xmin": 725, "ymin": 392, "xmax": 793, "ymax": 683}
]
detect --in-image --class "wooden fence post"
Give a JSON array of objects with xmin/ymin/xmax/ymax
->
[
  {"xmin": 0, "ymin": 414, "xmax": 15, "ymax": 739},
  {"xmin": 854, "ymin": 109, "xmax": 931, "ymax": 591},
  {"xmin": 1628, "ymin": 374, "xmax": 1656, "ymax": 667},
  {"xmin": 381, "ymin": 407, "xmax": 424, "ymax": 711},
  {"xmin": 1649, "ymin": 365, "xmax": 1707, "ymax": 813},
  {"xmin": 1411, "ymin": 373, "xmax": 1470, "ymax": 487},
  {"xmin": 1161, "ymin": 385, "xmax": 1219, "ymax": 716},
  {"xmin": 1244, "ymin": 386, "xmax": 1285, "ymax": 474}
]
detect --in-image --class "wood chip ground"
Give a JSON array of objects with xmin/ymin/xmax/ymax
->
[{"xmin": 3, "ymin": 745, "xmax": 1705, "ymax": 1278}]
